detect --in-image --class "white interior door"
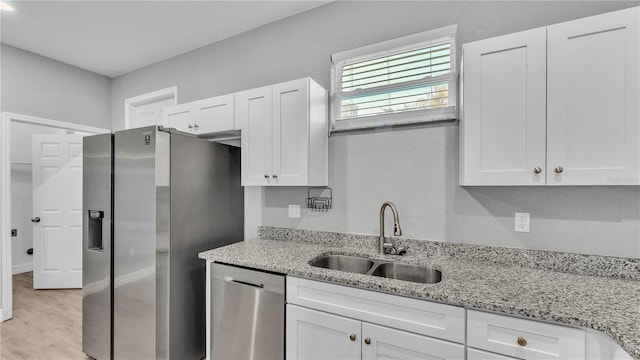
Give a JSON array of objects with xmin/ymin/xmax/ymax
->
[
  {"xmin": 32, "ymin": 134, "xmax": 83, "ymax": 289},
  {"xmin": 130, "ymin": 97, "xmax": 175, "ymax": 128}
]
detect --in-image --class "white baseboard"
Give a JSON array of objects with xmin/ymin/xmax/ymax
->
[{"xmin": 12, "ymin": 262, "xmax": 33, "ymax": 274}]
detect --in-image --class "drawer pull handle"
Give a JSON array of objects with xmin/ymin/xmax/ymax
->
[
  {"xmin": 349, "ymin": 334, "xmax": 356, "ymax": 341},
  {"xmin": 364, "ymin": 337, "xmax": 371, "ymax": 345},
  {"xmin": 517, "ymin": 336, "xmax": 527, "ymax": 347}
]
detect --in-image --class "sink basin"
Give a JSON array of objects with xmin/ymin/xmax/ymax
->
[
  {"xmin": 370, "ymin": 262, "xmax": 442, "ymax": 284},
  {"xmin": 309, "ymin": 254, "xmax": 442, "ymax": 284},
  {"xmin": 309, "ymin": 255, "xmax": 375, "ymax": 274}
]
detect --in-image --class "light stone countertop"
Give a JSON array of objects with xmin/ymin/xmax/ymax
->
[{"xmin": 199, "ymin": 238, "xmax": 640, "ymax": 359}]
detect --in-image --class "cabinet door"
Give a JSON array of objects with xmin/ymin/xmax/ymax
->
[
  {"xmin": 272, "ymin": 78, "xmax": 309, "ymax": 185},
  {"xmin": 237, "ymin": 85, "xmax": 273, "ymax": 186},
  {"xmin": 194, "ymin": 94, "xmax": 236, "ymax": 134},
  {"xmin": 461, "ymin": 27, "xmax": 547, "ymax": 185},
  {"xmin": 547, "ymin": 7, "xmax": 640, "ymax": 185},
  {"xmin": 286, "ymin": 305, "xmax": 360, "ymax": 360},
  {"xmin": 468, "ymin": 348, "xmax": 520, "ymax": 360},
  {"xmin": 164, "ymin": 103, "xmax": 196, "ymax": 133},
  {"xmin": 362, "ymin": 322, "xmax": 464, "ymax": 360}
]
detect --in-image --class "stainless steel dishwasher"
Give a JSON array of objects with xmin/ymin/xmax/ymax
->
[{"xmin": 210, "ymin": 262, "xmax": 285, "ymax": 360}]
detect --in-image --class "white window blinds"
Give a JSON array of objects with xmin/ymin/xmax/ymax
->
[{"xmin": 331, "ymin": 25, "xmax": 457, "ymax": 132}]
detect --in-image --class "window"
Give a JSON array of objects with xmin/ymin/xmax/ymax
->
[{"xmin": 331, "ymin": 25, "xmax": 457, "ymax": 132}]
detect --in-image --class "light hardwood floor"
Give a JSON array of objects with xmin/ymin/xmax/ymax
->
[{"xmin": 0, "ymin": 272, "xmax": 86, "ymax": 359}]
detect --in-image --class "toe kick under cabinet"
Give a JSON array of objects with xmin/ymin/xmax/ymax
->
[
  {"xmin": 285, "ymin": 277, "xmax": 466, "ymax": 360},
  {"xmin": 460, "ymin": 7, "xmax": 640, "ymax": 186}
]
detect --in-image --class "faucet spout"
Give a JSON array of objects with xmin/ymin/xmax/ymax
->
[{"xmin": 379, "ymin": 201, "xmax": 402, "ymax": 254}]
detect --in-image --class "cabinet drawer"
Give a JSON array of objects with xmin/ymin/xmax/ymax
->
[
  {"xmin": 287, "ymin": 277, "xmax": 465, "ymax": 343},
  {"xmin": 467, "ymin": 310, "xmax": 585, "ymax": 359}
]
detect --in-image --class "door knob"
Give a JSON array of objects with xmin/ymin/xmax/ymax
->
[
  {"xmin": 349, "ymin": 334, "xmax": 356, "ymax": 341},
  {"xmin": 533, "ymin": 167, "xmax": 542, "ymax": 174},
  {"xmin": 31, "ymin": 217, "xmax": 41, "ymax": 223},
  {"xmin": 364, "ymin": 337, "xmax": 371, "ymax": 345},
  {"xmin": 517, "ymin": 336, "xmax": 527, "ymax": 347},
  {"xmin": 554, "ymin": 166, "xmax": 564, "ymax": 174},
  {"xmin": 272, "ymin": 174, "xmax": 278, "ymax": 179}
]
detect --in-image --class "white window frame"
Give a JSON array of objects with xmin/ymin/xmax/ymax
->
[{"xmin": 330, "ymin": 25, "xmax": 457, "ymax": 132}]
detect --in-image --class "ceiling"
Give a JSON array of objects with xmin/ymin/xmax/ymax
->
[{"xmin": 0, "ymin": 1, "xmax": 331, "ymax": 78}]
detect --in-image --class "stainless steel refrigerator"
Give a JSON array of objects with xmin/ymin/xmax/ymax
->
[{"xmin": 83, "ymin": 126, "xmax": 244, "ymax": 360}]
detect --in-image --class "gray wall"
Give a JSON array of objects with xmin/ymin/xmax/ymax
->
[
  {"xmin": 111, "ymin": 1, "xmax": 640, "ymax": 258},
  {"xmin": 1, "ymin": 44, "xmax": 111, "ymax": 129}
]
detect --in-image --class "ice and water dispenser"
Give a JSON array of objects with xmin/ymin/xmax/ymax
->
[{"xmin": 87, "ymin": 210, "xmax": 104, "ymax": 251}]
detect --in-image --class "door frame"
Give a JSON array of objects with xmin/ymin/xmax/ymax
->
[
  {"xmin": 0, "ymin": 112, "xmax": 110, "ymax": 322},
  {"xmin": 124, "ymin": 86, "xmax": 177, "ymax": 129}
]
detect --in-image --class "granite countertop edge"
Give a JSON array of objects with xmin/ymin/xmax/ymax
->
[{"xmin": 199, "ymin": 239, "xmax": 640, "ymax": 360}]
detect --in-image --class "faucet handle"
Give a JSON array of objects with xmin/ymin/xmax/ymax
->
[
  {"xmin": 385, "ymin": 243, "xmax": 408, "ymax": 256},
  {"xmin": 394, "ymin": 246, "xmax": 408, "ymax": 256}
]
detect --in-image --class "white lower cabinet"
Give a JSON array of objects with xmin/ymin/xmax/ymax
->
[
  {"xmin": 467, "ymin": 310, "xmax": 586, "ymax": 360},
  {"xmin": 361, "ymin": 322, "xmax": 464, "ymax": 360},
  {"xmin": 286, "ymin": 305, "xmax": 464, "ymax": 360},
  {"xmin": 286, "ymin": 305, "xmax": 361, "ymax": 360},
  {"xmin": 467, "ymin": 348, "xmax": 519, "ymax": 360},
  {"xmin": 586, "ymin": 329, "xmax": 634, "ymax": 360},
  {"xmin": 283, "ymin": 278, "xmax": 634, "ymax": 360},
  {"xmin": 286, "ymin": 277, "xmax": 465, "ymax": 360}
]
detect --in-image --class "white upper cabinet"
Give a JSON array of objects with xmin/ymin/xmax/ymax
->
[
  {"xmin": 163, "ymin": 94, "xmax": 236, "ymax": 136},
  {"xmin": 461, "ymin": 7, "xmax": 640, "ymax": 186},
  {"xmin": 164, "ymin": 102, "xmax": 195, "ymax": 132},
  {"xmin": 461, "ymin": 27, "xmax": 547, "ymax": 185},
  {"xmin": 237, "ymin": 77, "xmax": 328, "ymax": 186},
  {"xmin": 236, "ymin": 85, "xmax": 273, "ymax": 185},
  {"xmin": 547, "ymin": 7, "xmax": 640, "ymax": 185}
]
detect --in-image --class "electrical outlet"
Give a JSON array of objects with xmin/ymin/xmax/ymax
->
[
  {"xmin": 288, "ymin": 204, "xmax": 301, "ymax": 218},
  {"xmin": 515, "ymin": 212, "xmax": 530, "ymax": 232}
]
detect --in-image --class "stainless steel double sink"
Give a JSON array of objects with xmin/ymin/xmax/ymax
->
[{"xmin": 309, "ymin": 254, "xmax": 441, "ymax": 284}]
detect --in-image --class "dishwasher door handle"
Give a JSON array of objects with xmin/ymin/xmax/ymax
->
[{"xmin": 230, "ymin": 279, "xmax": 264, "ymax": 288}]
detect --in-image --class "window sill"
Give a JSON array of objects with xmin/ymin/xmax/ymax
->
[{"xmin": 330, "ymin": 106, "xmax": 457, "ymax": 133}]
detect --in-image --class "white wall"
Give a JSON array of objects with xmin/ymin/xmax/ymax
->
[
  {"xmin": 110, "ymin": 1, "xmax": 640, "ymax": 257},
  {"xmin": 1, "ymin": 44, "xmax": 111, "ymax": 129}
]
